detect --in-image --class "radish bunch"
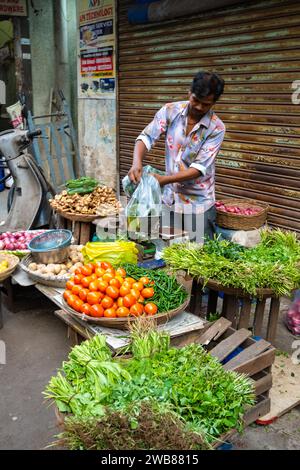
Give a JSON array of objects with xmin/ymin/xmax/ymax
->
[
  {"xmin": 285, "ymin": 296, "xmax": 300, "ymax": 336},
  {"xmin": 215, "ymin": 201, "xmax": 262, "ymax": 216},
  {"xmin": 0, "ymin": 231, "xmax": 45, "ymax": 251}
]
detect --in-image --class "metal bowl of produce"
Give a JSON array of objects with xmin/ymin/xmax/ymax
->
[{"xmin": 28, "ymin": 229, "xmax": 72, "ymax": 264}]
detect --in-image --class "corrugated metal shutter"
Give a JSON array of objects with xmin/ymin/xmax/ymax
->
[{"xmin": 118, "ymin": 0, "xmax": 300, "ymax": 232}]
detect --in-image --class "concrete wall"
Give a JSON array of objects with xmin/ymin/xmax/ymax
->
[
  {"xmin": 28, "ymin": 0, "xmax": 56, "ymax": 116},
  {"xmin": 78, "ymin": 98, "xmax": 116, "ymax": 188},
  {"xmin": 77, "ymin": 0, "xmax": 117, "ymax": 190},
  {"xmin": 28, "ymin": 0, "xmax": 77, "ymax": 125}
]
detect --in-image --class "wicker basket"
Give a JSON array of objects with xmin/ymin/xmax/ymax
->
[
  {"xmin": 53, "ymin": 207, "xmax": 98, "ymax": 223},
  {"xmin": 0, "ymin": 253, "xmax": 20, "ymax": 282},
  {"xmin": 198, "ymin": 277, "xmax": 275, "ymax": 299},
  {"xmin": 216, "ymin": 198, "xmax": 269, "ymax": 230},
  {"xmin": 20, "ymin": 253, "xmax": 72, "ymax": 288},
  {"xmin": 62, "ymin": 295, "xmax": 190, "ymax": 329}
]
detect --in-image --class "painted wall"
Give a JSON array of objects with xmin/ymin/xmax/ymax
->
[
  {"xmin": 78, "ymin": 98, "xmax": 116, "ymax": 188},
  {"xmin": 28, "ymin": 0, "xmax": 56, "ymax": 116},
  {"xmin": 77, "ymin": 0, "xmax": 117, "ymax": 190},
  {"xmin": 28, "ymin": 0, "xmax": 77, "ymax": 125}
]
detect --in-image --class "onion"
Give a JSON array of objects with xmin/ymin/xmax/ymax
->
[
  {"xmin": 20, "ymin": 243, "xmax": 27, "ymax": 250},
  {"xmin": 6, "ymin": 243, "xmax": 15, "ymax": 250},
  {"xmin": 0, "ymin": 241, "xmax": 4, "ymax": 250}
]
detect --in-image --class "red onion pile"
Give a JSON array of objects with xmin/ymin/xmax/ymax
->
[
  {"xmin": 215, "ymin": 201, "xmax": 263, "ymax": 216},
  {"xmin": 0, "ymin": 231, "xmax": 45, "ymax": 251},
  {"xmin": 285, "ymin": 295, "xmax": 300, "ymax": 336}
]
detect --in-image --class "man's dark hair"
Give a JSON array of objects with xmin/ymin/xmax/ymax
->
[{"xmin": 191, "ymin": 72, "xmax": 225, "ymax": 101}]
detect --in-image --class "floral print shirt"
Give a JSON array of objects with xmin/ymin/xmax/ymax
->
[{"xmin": 136, "ymin": 101, "xmax": 225, "ymax": 212}]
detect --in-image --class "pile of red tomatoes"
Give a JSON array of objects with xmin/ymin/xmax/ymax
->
[{"xmin": 63, "ymin": 261, "xmax": 158, "ymax": 318}]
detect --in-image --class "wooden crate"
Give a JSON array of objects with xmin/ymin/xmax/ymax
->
[
  {"xmin": 57, "ymin": 214, "xmax": 94, "ymax": 245},
  {"xmin": 190, "ymin": 279, "xmax": 281, "ymax": 344},
  {"xmin": 173, "ymin": 316, "xmax": 275, "ymax": 447},
  {"xmin": 173, "ymin": 317, "xmax": 275, "ymax": 399}
]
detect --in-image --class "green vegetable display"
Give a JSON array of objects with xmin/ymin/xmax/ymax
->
[
  {"xmin": 44, "ymin": 335, "xmax": 130, "ymax": 417},
  {"xmin": 65, "ymin": 177, "xmax": 100, "ymax": 195},
  {"xmin": 44, "ymin": 323, "xmax": 255, "ymax": 448},
  {"xmin": 163, "ymin": 229, "xmax": 300, "ymax": 297},
  {"xmin": 123, "ymin": 264, "xmax": 188, "ymax": 312}
]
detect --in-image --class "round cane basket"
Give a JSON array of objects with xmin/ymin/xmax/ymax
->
[
  {"xmin": 20, "ymin": 253, "xmax": 71, "ymax": 288},
  {"xmin": 53, "ymin": 207, "xmax": 99, "ymax": 223},
  {"xmin": 216, "ymin": 198, "xmax": 269, "ymax": 230},
  {"xmin": 61, "ymin": 295, "xmax": 190, "ymax": 329},
  {"xmin": 0, "ymin": 253, "xmax": 20, "ymax": 282},
  {"xmin": 199, "ymin": 277, "xmax": 275, "ymax": 299}
]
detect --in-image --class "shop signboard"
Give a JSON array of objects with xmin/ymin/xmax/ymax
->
[
  {"xmin": 0, "ymin": 0, "xmax": 27, "ymax": 16},
  {"xmin": 78, "ymin": 0, "xmax": 115, "ymax": 99}
]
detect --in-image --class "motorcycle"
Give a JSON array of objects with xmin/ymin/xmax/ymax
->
[{"xmin": 0, "ymin": 128, "xmax": 56, "ymax": 232}]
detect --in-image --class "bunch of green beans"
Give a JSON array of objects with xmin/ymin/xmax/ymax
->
[{"xmin": 123, "ymin": 264, "xmax": 188, "ymax": 312}]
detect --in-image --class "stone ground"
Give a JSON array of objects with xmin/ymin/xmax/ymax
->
[{"xmin": 0, "ymin": 190, "xmax": 299, "ymax": 450}]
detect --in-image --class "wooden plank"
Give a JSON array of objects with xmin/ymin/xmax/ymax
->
[
  {"xmin": 253, "ymin": 299, "xmax": 266, "ymax": 337},
  {"xmin": 188, "ymin": 279, "xmax": 197, "ymax": 314},
  {"xmin": 72, "ymin": 221, "xmax": 81, "ymax": 245},
  {"xmin": 244, "ymin": 396, "xmax": 271, "ymax": 426},
  {"xmin": 207, "ymin": 289, "xmax": 219, "ymax": 317},
  {"xmin": 79, "ymin": 222, "xmax": 91, "ymax": 244},
  {"xmin": 55, "ymin": 310, "xmax": 92, "ymax": 340},
  {"xmin": 266, "ymin": 297, "xmax": 280, "ymax": 344},
  {"xmin": 238, "ymin": 298, "xmax": 252, "ymax": 330},
  {"xmin": 188, "ymin": 280, "xmax": 203, "ymax": 317},
  {"xmin": 196, "ymin": 317, "xmax": 232, "ymax": 346},
  {"xmin": 210, "ymin": 328, "xmax": 251, "ymax": 362},
  {"xmin": 224, "ymin": 295, "xmax": 240, "ymax": 329},
  {"xmin": 223, "ymin": 338, "xmax": 271, "ymax": 371},
  {"xmin": 253, "ymin": 372, "xmax": 273, "ymax": 396},
  {"xmin": 258, "ymin": 355, "xmax": 300, "ymax": 423},
  {"xmin": 229, "ymin": 348, "xmax": 276, "ymax": 376}
]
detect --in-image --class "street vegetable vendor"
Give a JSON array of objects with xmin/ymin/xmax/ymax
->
[{"xmin": 128, "ymin": 71, "xmax": 225, "ymax": 242}]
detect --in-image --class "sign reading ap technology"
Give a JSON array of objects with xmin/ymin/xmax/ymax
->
[{"xmin": 0, "ymin": 0, "xmax": 27, "ymax": 16}]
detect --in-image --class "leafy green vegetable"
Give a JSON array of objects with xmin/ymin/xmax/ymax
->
[
  {"xmin": 163, "ymin": 229, "xmax": 300, "ymax": 297},
  {"xmin": 44, "ymin": 326, "xmax": 254, "ymax": 445}
]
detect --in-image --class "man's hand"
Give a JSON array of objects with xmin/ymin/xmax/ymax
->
[{"xmin": 128, "ymin": 164, "xmax": 142, "ymax": 184}]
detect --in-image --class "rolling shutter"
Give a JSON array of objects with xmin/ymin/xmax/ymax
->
[{"xmin": 118, "ymin": 0, "xmax": 300, "ymax": 232}]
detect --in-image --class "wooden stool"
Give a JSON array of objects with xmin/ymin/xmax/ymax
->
[
  {"xmin": 189, "ymin": 279, "xmax": 281, "ymax": 344},
  {"xmin": 57, "ymin": 214, "xmax": 95, "ymax": 245}
]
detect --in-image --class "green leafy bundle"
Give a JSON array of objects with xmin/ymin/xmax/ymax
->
[
  {"xmin": 43, "ymin": 335, "xmax": 130, "ymax": 417},
  {"xmin": 44, "ymin": 325, "xmax": 254, "ymax": 447},
  {"xmin": 163, "ymin": 229, "xmax": 300, "ymax": 297}
]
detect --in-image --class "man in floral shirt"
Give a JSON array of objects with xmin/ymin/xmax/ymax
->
[{"xmin": 128, "ymin": 71, "xmax": 225, "ymax": 242}]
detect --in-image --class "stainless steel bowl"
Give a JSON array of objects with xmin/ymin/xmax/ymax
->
[{"xmin": 31, "ymin": 245, "xmax": 70, "ymax": 264}]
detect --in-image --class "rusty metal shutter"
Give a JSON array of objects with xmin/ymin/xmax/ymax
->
[{"xmin": 118, "ymin": 0, "xmax": 300, "ymax": 232}]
